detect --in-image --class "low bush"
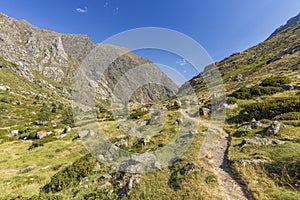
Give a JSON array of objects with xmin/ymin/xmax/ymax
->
[
  {"xmin": 47, "ymin": 154, "xmax": 96, "ymax": 192},
  {"xmin": 260, "ymin": 76, "xmax": 291, "ymax": 87},
  {"xmin": 230, "ymin": 86, "xmax": 282, "ymax": 99}
]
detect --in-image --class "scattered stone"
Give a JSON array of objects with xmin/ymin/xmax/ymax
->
[
  {"xmin": 120, "ymin": 153, "xmax": 157, "ymax": 173},
  {"xmin": 151, "ymin": 161, "xmax": 162, "ymax": 170},
  {"xmin": 201, "ymin": 107, "xmax": 210, "ymax": 116},
  {"xmin": 115, "ymin": 139, "xmax": 128, "ymax": 147},
  {"xmin": 265, "ymin": 121, "xmax": 286, "ymax": 136},
  {"xmin": 139, "ymin": 135, "xmax": 151, "ymax": 145},
  {"xmin": 175, "ymin": 118, "xmax": 183, "ymax": 125},
  {"xmin": 98, "ymin": 181, "xmax": 112, "ymax": 190},
  {"xmin": 119, "ymin": 174, "xmax": 141, "ymax": 197},
  {"xmin": 237, "ymin": 124, "xmax": 252, "ymax": 132},
  {"xmin": 189, "ymin": 129, "xmax": 198, "ymax": 135},
  {"xmin": 173, "ymin": 100, "xmax": 182, "ymax": 107},
  {"xmin": 20, "ymin": 164, "xmax": 37, "ymax": 173},
  {"xmin": 240, "ymin": 137, "xmax": 285, "ymax": 148},
  {"xmin": 140, "ymin": 107, "xmax": 148, "ymax": 112},
  {"xmin": 251, "ymin": 118, "xmax": 263, "ymax": 129},
  {"xmin": 100, "ymin": 174, "xmax": 112, "ymax": 180},
  {"xmin": 281, "ymin": 84, "xmax": 294, "ymax": 90},
  {"xmin": 84, "ymin": 184, "xmax": 89, "ymax": 189},
  {"xmin": 10, "ymin": 130, "xmax": 20, "ymax": 136},
  {"xmin": 78, "ymin": 129, "xmax": 95, "ymax": 138},
  {"xmin": 37, "ymin": 130, "xmax": 51, "ymax": 139},
  {"xmin": 63, "ymin": 126, "xmax": 72, "ymax": 133},
  {"xmin": 95, "ymin": 162, "xmax": 101, "ymax": 171},
  {"xmin": 60, "ymin": 134, "xmax": 67, "ymax": 138},
  {"xmin": 180, "ymin": 162, "xmax": 203, "ymax": 175},
  {"xmin": 79, "ymin": 177, "xmax": 89, "ymax": 185},
  {"xmin": 0, "ymin": 84, "xmax": 10, "ymax": 91},
  {"xmin": 238, "ymin": 159, "xmax": 269, "ymax": 166},
  {"xmin": 234, "ymin": 74, "xmax": 243, "ymax": 82}
]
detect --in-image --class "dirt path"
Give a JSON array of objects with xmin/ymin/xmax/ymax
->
[
  {"xmin": 208, "ymin": 132, "xmax": 254, "ymax": 200},
  {"xmin": 180, "ymin": 109, "xmax": 253, "ymax": 200}
]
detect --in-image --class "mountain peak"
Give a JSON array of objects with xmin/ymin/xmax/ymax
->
[{"xmin": 268, "ymin": 13, "xmax": 300, "ymax": 39}]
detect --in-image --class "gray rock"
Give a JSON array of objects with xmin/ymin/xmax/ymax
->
[
  {"xmin": 0, "ymin": 84, "xmax": 10, "ymax": 91},
  {"xmin": 237, "ymin": 124, "xmax": 252, "ymax": 132},
  {"xmin": 63, "ymin": 126, "xmax": 72, "ymax": 133},
  {"xmin": 238, "ymin": 159, "xmax": 269, "ymax": 166},
  {"xmin": 151, "ymin": 161, "xmax": 162, "ymax": 170},
  {"xmin": 10, "ymin": 130, "xmax": 20, "ymax": 136},
  {"xmin": 281, "ymin": 84, "xmax": 294, "ymax": 90},
  {"xmin": 265, "ymin": 121, "xmax": 286, "ymax": 136},
  {"xmin": 201, "ymin": 107, "xmax": 210, "ymax": 116},
  {"xmin": 79, "ymin": 177, "xmax": 89, "ymax": 185},
  {"xmin": 20, "ymin": 164, "xmax": 37, "ymax": 173},
  {"xmin": 240, "ymin": 137, "xmax": 285, "ymax": 148},
  {"xmin": 98, "ymin": 181, "xmax": 112, "ymax": 190},
  {"xmin": 251, "ymin": 118, "xmax": 263, "ymax": 129},
  {"xmin": 37, "ymin": 130, "xmax": 51, "ymax": 139},
  {"xmin": 78, "ymin": 129, "xmax": 95, "ymax": 138}
]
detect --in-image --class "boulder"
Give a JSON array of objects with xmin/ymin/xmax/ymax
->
[
  {"xmin": 10, "ymin": 130, "xmax": 20, "ymax": 136},
  {"xmin": 237, "ymin": 124, "xmax": 252, "ymax": 132},
  {"xmin": 251, "ymin": 118, "xmax": 263, "ymax": 129},
  {"xmin": 265, "ymin": 121, "xmax": 286, "ymax": 136},
  {"xmin": 119, "ymin": 153, "xmax": 157, "ymax": 173},
  {"xmin": 240, "ymin": 137, "xmax": 285, "ymax": 148},
  {"xmin": 281, "ymin": 84, "xmax": 294, "ymax": 90},
  {"xmin": 78, "ymin": 129, "xmax": 95, "ymax": 138},
  {"xmin": 37, "ymin": 130, "xmax": 51, "ymax": 139},
  {"xmin": 201, "ymin": 107, "xmax": 210, "ymax": 116}
]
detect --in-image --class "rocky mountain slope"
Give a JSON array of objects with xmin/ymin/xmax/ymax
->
[
  {"xmin": 268, "ymin": 12, "xmax": 300, "ymax": 39},
  {"xmin": 0, "ymin": 13, "xmax": 177, "ymax": 103}
]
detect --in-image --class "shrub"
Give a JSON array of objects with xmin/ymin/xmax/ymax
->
[
  {"xmin": 19, "ymin": 127, "xmax": 37, "ymax": 140},
  {"xmin": 28, "ymin": 135, "xmax": 56, "ymax": 150},
  {"xmin": 230, "ymin": 86, "xmax": 282, "ymax": 99},
  {"xmin": 47, "ymin": 154, "xmax": 96, "ymax": 192},
  {"xmin": 230, "ymin": 97, "xmax": 300, "ymax": 122},
  {"xmin": 260, "ymin": 76, "xmax": 291, "ymax": 87}
]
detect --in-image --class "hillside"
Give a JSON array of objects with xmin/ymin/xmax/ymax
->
[{"xmin": 0, "ymin": 12, "xmax": 300, "ymax": 200}]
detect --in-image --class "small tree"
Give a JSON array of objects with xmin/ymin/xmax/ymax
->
[{"xmin": 38, "ymin": 104, "xmax": 51, "ymax": 124}]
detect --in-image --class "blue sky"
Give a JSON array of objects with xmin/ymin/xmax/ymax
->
[{"xmin": 0, "ymin": 0, "xmax": 300, "ymax": 85}]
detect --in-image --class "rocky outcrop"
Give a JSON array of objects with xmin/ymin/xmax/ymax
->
[
  {"xmin": 265, "ymin": 121, "xmax": 286, "ymax": 136},
  {"xmin": 240, "ymin": 137, "xmax": 285, "ymax": 148},
  {"xmin": 0, "ymin": 13, "xmax": 177, "ymax": 103},
  {"xmin": 268, "ymin": 13, "xmax": 300, "ymax": 39}
]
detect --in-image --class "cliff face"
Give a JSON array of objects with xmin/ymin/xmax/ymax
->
[{"xmin": 0, "ymin": 13, "xmax": 177, "ymax": 102}]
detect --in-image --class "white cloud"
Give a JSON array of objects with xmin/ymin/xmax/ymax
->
[
  {"xmin": 76, "ymin": 7, "xmax": 88, "ymax": 13},
  {"xmin": 176, "ymin": 58, "xmax": 187, "ymax": 66}
]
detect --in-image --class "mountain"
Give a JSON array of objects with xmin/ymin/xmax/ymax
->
[
  {"xmin": 268, "ymin": 12, "xmax": 300, "ymax": 39},
  {"xmin": 0, "ymin": 13, "xmax": 177, "ymax": 102}
]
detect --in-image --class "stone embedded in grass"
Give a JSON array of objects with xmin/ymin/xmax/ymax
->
[
  {"xmin": 63, "ymin": 126, "xmax": 72, "ymax": 133},
  {"xmin": 37, "ymin": 130, "xmax": 52, "ymax": 139},
  {"xmin": 10, "ymin": 130, "xmax": 20, "ymax": 136},
  {"xmin": 265, "ymin": 121, "xmax": 286, "ymax": 136},
  {"xmin": 238, "ymin": 159, "xmax": 269, "ymax": 166},
  {"xmin": 20, "ymin": 164, "xmax": 37, "ymax": 173},
  {"xmin": 240, "ymin": 137, "xmax": 285, "ymax": 148}
]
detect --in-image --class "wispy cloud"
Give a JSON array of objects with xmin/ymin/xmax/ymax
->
[
  {"xmin": 76, "ymin": 7, "xmax": 88, "ymax": 13},
  {"xmin": 176, "ymin": 58, "xmax": 187, "ymax": 66}
]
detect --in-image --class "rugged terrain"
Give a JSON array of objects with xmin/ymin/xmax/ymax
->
[{"xmin": 0, "ymin": 12, "xmax": 300, "ymax": 200}]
